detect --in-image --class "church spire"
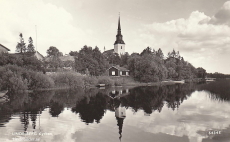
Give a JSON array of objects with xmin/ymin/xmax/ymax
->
[
  {"xmin": 114, "ymin": 15, "xmax": 125, "ymax": 45},
  {"xmin": 118, "ymin": 16, "xmax": 121, "ymax": 31}
]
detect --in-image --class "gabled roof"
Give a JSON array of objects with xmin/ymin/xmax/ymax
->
[
  {"xmin": 11, "ymin": 51, "xmax": 44, "ymax": 59},
  {"xmin": 108, "ymin": 65, "xmax": 129, "ymax": 71},
  {"xmin": 0, "ymin": 44, "xmax": 10, "ymax": 51},
  {"xmin": 35, "ymin": 51, "xmax": 44, "ymax": 58}
]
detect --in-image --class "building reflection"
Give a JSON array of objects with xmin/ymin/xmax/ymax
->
[{"xmin": 115, "ymin": 103, "xmax": 126, "ymax": 141}]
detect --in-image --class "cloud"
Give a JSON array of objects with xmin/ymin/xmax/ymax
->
[
  {"xmin": 0, "ymin": 0, "xmax": 86, "ymax": 55},
  {"xmin": 207, "ymin": 1, "xmax": 230, "ymax": 25},
  {"xmin": 140, "ymin": 8, "xmax": 230, "ymax": 73}
]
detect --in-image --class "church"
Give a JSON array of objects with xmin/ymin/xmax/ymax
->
[{"xmin": 103, "ymin": 16, "xmax": 126, "ymax": 56}]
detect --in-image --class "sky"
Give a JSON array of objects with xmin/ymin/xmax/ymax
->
[{"xmin": 0, "ymin": 0, "xmax": 230, "ymax": 74}]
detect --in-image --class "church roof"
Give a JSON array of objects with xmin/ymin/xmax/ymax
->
[
  {"xmin": 103, "ymin": 49, "xmax": 114, "ymax": 56},
  {"xmin": 114, "ymin": 16, "xmax": 125, "ymax": 45}
]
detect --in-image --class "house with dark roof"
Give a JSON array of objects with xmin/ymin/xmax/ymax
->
[
  {"xmin": 105, "ymin": 66, "xmax": 129, "ymax": 77},
  {"xmin": 0, "ymin": 44, "xmax": 10, "ymax": 53}
]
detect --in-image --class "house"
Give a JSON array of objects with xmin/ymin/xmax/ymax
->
[
  {"xmin": 107, "ymin": 66, "xmax": 129, "ymax": 77},
  {"xmin": 11, "ymin": 51, "xmax": 44, "ymax": 61},
  {"xmin": 0, "ymin": 44, "xmax": 10, "ymax": 53},
  {"xmin": 45, "ymin": 55, "xmax": 75, "ymax": 70}
]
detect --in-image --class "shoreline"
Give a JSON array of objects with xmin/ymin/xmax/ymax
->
[{"xmin": 33, "ymin": 81, "xmax": 177, "ymax": 91}]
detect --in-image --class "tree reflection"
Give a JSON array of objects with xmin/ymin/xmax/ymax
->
[
  {"xmin": 198, "ymin": 79, "xmax": 230, "ymax": 102},
  {"xmin": 49, "ymin": 101, "xmax": 64, "ymax": 117},
  {"xmin": 0, "ymin": 83, "xmax": 197, "ymax": 131},
  {"xmin": 72, "ymin": 92, "xmax": 107, "ymax": 124}
]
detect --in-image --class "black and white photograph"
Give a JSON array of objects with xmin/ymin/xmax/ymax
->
[{"xmin": 0, "ymin": 0, "xmax": 230, "ymax": 142}]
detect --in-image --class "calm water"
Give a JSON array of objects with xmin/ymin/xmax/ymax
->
[{"xmin": 0, "ymin": 83, "xmax": 230, "ymax": 142}]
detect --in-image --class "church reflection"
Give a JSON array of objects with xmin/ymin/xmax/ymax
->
[{"xmin": 115, "ymin": 101, "xmax": 126, "ymax": 141}]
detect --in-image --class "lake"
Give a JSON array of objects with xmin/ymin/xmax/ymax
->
[{"xmin": 0, "ymin": 83, "xmax": 230, "ymax": 142}]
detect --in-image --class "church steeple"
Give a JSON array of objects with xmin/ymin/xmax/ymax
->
[
  {"xmin": 118, "ymin": 16, "xmax": 121, "ymax": 31},
  {"xmin": 114, "ymin": 16, "xmax": 125, "ymax": 45}
]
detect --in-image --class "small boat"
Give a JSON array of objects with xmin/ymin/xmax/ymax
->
[
  {"xmin": 97, "ymin": 84, "xmax": 105, "ymax": 87},
  {"xmin": 173, "ymin": 80, "xmax": 185, "ymax": 84},
  {"xmin": 0, "ymin": 90, "xmax": 8, "ymax": 98},
  {"xmin": 205, "ymin": 78, "xmax": 216, "ymax": 82}
]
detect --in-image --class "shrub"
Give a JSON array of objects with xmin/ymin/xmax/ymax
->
[
  {"xmin": 114, "ymin": 79, "xmax": 123, "ymax": 86},
  {"xmin": 0, "ymin": 65, "xmax": 54, "ymax": 91},
  {"xmin": 49, "ymin": 72, "xmax": 84, "ymax": 88},
  {"xmin": 82, "ymin": 76, "xmax": 98, "ymax": 87},
  {"xmin": 8, "ymin": 75, "xmax": 28, "ymax": 91},
  {"xmin": 98, "ymin": 76, "xmax": 114, "ymax": 86},
  {"xmin": 29, "ymin": 72, "xmax": 55, "ymax": 89}
]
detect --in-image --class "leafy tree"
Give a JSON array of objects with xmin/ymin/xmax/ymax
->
[
  {"xmin": 128, "ymin": 53, "xmax": 167, "ymax": 82},
  {"xmin": 105, "ymin": 51, "xmax": 121, "ymax": 65},
  {"xmin": 27, "ymin": 37, "xmax": 35, "ymax": 52},
  {"xmin": 47, "ymin": 46, "xmax": 60, "ymax": 57},
  {"xmin": 69, "ymin": 51, "xmax": 78, "ymax": 56},
  {"xmin": 46, "ymin": 46, "xmax": 63, "ymax": 69},
  {"xmin": 16, "ymin": 33, "xmax": 26, "ymax": 53},
  {"xmin": 197, "ymin": 67, "xmax": 206, "ymax": 78},
  {"xmin": 75, "ymin": 45, "xmax": 108, "ymax": 76},
  {"xmin": 120, "ymin": 52, "xmax": 129, "ymax": 67}
]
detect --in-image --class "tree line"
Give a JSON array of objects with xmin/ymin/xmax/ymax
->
[
  {"xmin": 66, "ymin": 46, "xmax": 206, "ymax": 82},
  {"xmin": 8, "ymin": 33, "xmax": 208, "ymax": 82}
]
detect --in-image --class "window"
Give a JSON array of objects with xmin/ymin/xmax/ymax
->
[
  {"xmin": 112, "ymin": 71, "xmax": 115, "ymax": 75},
  {"xmin": 126, "ymin": 72, "xmax": 129, "ymax": 76},
  {"xmin": 121, "ymin": 46, "xmax": 122, "ymax": 49},
  {"xmin": 120, "ymin": 71, "xmax": 122, "ymax": 75}
]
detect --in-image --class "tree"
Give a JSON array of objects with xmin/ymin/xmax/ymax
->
[
  {"xmin": 69, "ymin": 51, "xmax": 78, "ymax": 56},
  {"xmin": 27, "ymin": 37, "xmax": 35, "ymax": 52},
  {"xmin": 120, "ymin": 52, "xmax": 129, "ymax": 67},
  {"xmin": 127, "ymin": 53, "xmax": 167, "ymax": 82},
  {"xmin": 156, "ymin": 48, "xmax": 164, "ymax": 60},
  {"xmin": 16, "ymin": 33, "xmax": 26, "ymax": 53},
  {"xmin": 197, "ymin": 67, "xmax": 206, "ymax": 78},
  {"xmin": 140, "ymin": 47, "xmax": 152, "ymax": 56},
  {"xmin": 46, "ymin": 46, "xmax": 63, "ymax": 70},
  {"xmin": 47, "ymin": 46, "xmax": 60, "ymax": 57},
  {"xmin": 74, "ymin": 45, "xmax": 109, "ymax": 76},
  {"xmin": 106, "ymin": 52, "xmax": 121, "ymax": 65}
]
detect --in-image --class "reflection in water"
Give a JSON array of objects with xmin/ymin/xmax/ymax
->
[
  {"xmin": 71, "ymin": 92, "xmax": 107, "ymax": 124},
  {"xmin": 114, "ymin": 99, "xmax": 126, "ymax": 141},
  {"xmin": 0, "ymin": 83, "xmax": 230, "ymax": 142}
]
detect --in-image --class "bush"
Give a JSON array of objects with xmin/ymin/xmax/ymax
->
[
  {"xmin": 29, "ymin": 72, "xmax": 55, "ymax": 89},
  {"xmin": 98, "ymin": 76, "xmax": 114, "ymax": 86},
  {"xmin": 82, "ymin": 76, "xmax": 98, "ymax": 87},
  {"xmin": 8, "ymin": 75, "xmax": 28, "ymax": 91},
  {"xmin": 0, "ymin": 65, "xmax": 54, "ymax": 91},
  {"xmin": 49, "ymin": 72, "xmax": 84, "ymax": 88}
]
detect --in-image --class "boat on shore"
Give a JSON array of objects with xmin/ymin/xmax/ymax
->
[
  {"xmin": 162, "ymin": 80, "xmax": 185, "ymax": 84},
  {"xmin": 205, "ymin": 78, "xmax": 216, "ymax": 82},
  {"xmin": 173, "ymin": 80, "xmax": 185, "ymax": 84}
]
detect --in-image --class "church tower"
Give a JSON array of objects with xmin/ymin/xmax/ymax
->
[{"xmin": 114, "ymin": 16, "xmax": 125, "ymax": 55}]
